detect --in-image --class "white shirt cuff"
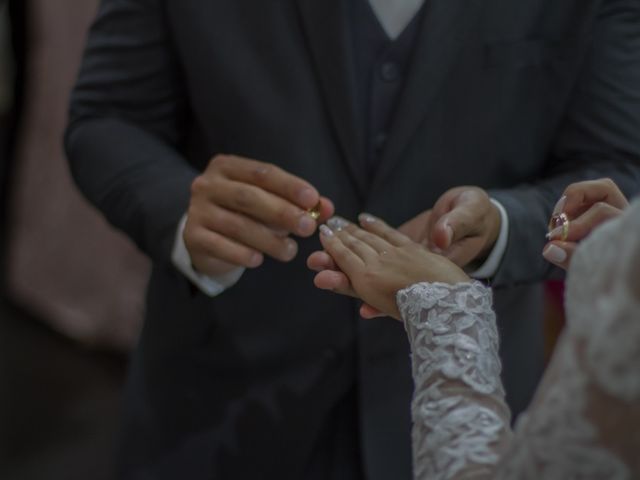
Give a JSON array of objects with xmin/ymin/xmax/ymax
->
[
  {"xmin": 468, "ymin": 199, "xmax": 509, "ymax": 280},
  {"xmin": 171, "ymin": 215, "xmax": 245, "ymax": 296}
]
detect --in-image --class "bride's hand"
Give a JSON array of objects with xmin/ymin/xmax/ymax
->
[
  {"xmin": 313, "ymin": 214, "xmax": 470, "ymax": 320},
  {"xmin": 543, "ymin": 178, "xmax": 629, "ymax": 270}
]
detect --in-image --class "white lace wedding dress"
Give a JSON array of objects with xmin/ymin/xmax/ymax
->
[{"xmin": 397, "ymin": 200, "xmax": 640, "ymax": 480}]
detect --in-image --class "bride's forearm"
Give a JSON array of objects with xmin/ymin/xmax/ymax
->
[{"xmin": 398, "ymin": 281, "xmax": 512, "ymax": 480}]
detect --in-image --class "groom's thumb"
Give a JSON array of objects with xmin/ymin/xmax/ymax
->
[
  {"xmin": 432, "ymin": 207, "xmax": 475, "ymax": 250},
  {"xmin": 432, "ymin": 219, "xmax": 454, "ymax": 250}
]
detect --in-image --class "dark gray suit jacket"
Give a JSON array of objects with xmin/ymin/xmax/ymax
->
[{"xmin": 66, "ymin": 0, "xmax": 640, "ymax": 478}]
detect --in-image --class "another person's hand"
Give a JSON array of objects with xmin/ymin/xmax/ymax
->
[
  {"xmin": 399, "ymin": 186, "xmax": 501, "ymax": 267},
  {"xmin": 543, "ymin": 178, "xmax": 629, "ymax": 270},
  {"xmin": 307, "ymin": 186, "xmax": 499, "ymax": 317},
  {"xmin": 184, "ymin": 154, "xmax": 334, "ymax": 276},
  {"xmin": 314, "ymin": 215, "xmax": 470, "ymax": 320}
]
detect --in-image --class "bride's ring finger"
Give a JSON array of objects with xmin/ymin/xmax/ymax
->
[
  {"xmin": 335, "ymin": 229, "xmax": 378, "ymax": 261},
  {"xmin": 358, "ymin": 213, "xmax": 412, "ymax": 246},
  {"xmin": 348, "ymin": 226, "xmax": 393, "ymax": 254}
]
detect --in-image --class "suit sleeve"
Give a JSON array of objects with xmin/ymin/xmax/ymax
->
[
  {"xmin": 488, "ymin": 0, "xmax": 640, "ymax": 287},
  {"xmin": 65, "ymin": 0, "xmax": 198, "ymax": 265}
]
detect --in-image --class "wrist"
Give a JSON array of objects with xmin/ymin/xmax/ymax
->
[
  {"xmin": 468, "ymin": 199, "xmax": 509, "ymax": 280},
  {"xmin": 481, "ymin": 202, "xmax": 502, "ymax": 258}
]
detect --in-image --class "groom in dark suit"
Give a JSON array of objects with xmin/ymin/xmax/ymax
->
[{"xmin": 66, "ymin": 0, "xmax": 640, "ymax": 478}]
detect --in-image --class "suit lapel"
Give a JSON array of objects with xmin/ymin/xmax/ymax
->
[
  {"xmin": 372, "ymin": 0, "xmax": 483, "ymax": 191},
  {"xmin": 296, "ymin": 0, "xmax": 366, "ymax": 198}
]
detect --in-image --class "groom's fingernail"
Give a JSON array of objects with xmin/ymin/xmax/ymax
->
[
  {"xmin": 359, "ymin": 213, "xmax": 377, "ymax": 224},
  {"xmin": 298, "ymin": 214, "xmax": 316, "ymax": 234},
  {"xmin": 327, "ymin": 216, "xmax": 349, "ymax": 231},
  {"xmin": 297, "ymin": 187, "xmax": 318, "ymax": 207},
  {"xmin": 444, "ymin": 224, "xmax": 454, "ymax": 246},
  {"xmin": 543, "ymin": 244, "xmax": 567, "ymax": 264},
  {"xmin": 319, "ymin": 224, "xmax": 334, "ymax": 237},
  {"xmin": 552, "ymin": 195, "xmax": 567, "ymax": 215},
  {"xmin": 284, "ymin": 239, "xmax": 298, "ymax": 260},
  {"xmin": 248, "ymin": 252, "xmax": 264, "ymax": 267}
]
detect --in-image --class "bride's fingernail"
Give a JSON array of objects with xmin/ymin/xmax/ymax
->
[
  {"xmin": 319, "ymin": 224, "xmax": 334, "ymax": 237},
  {"xmin": 327, "ymin": 216, "xmax": 349, "ymax": 231},
  {"xmin": 546, "ymin": 226, "xmax": 563, "ymax": 240},
  {"xmin": 552, "ymin": 195, "xmax": 567, "ymax": 215},
  {"xmin": 543, "ymin": 244, "xmax": 567, "ymax": 264},
  {"xmin": 359, "ymin": 213, "xmax": 378, "ymax": 224}
]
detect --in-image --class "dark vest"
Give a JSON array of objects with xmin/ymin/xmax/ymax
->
[{"xmin": 349, "ymin": 0, "xmax": 426, "ymax": 184}]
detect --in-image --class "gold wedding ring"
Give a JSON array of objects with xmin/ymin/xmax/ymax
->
[
  {"xmin": 307, "ymin": 201, "xmax": 322, "ymax": 221},
  {"xmin": 548, "ymin": 212, "xmax": 570, "ymax": 241}
]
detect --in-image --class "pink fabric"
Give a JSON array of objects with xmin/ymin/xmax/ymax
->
[
  {"xmin": 6, "ymin": 0, "xmax": 149, "ymax": 350},
  {"xmin": 545, "ymin": 280, "xmax": 566, "ymax": 311}
]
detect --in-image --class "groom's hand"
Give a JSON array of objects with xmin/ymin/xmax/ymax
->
[
  {"xmin": 308, "ymin": 186, "xmax": 500, "ymax": 318},
  {"xmin": 184, "ymin": 154, "xmax": 334, "ymax": 276},
  {"xmin": 400, "ymin": 186, "xmax": 501, "ymax": 268}
]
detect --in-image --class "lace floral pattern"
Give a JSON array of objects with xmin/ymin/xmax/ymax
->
[
  {"xmin": 566, "ymin": 202, "xmax": 640, "ymax": 402},
  {"xmin": 398, "ymin": 198, "xmax": 640, "ymax": 480},
  {"xmin": 495, "ymin": 334, "xmax": 629, "ymax": 480},
  {"xmin": 398, "ymin": 282, "xmax": 509, "ymax": 480}
]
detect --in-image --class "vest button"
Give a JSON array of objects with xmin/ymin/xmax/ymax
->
[{"xmin": 380, "ymin": 62, "xmax": 400, "ymax": 82}]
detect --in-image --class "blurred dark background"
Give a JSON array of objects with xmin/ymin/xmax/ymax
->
[{"xmin": 0, "ymin": 1, "xmax": 142, "ymax": 478}]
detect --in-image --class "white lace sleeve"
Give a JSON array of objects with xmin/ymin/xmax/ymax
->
[
  {"xmin": 498, "ymin": 201, "xmax": 640, "ymax": 480},
  {"xmin": 397, "ymin": 281, "xmax": 511, "ymax": 480},
  {"xmin": 398, "ymin": 201, "xmax": 640, "ymax": 480}
]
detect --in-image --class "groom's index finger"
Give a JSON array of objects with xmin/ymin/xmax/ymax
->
[{"xmin": 218, "ymin": 155, "xmax": 320, "ymax": 209}]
